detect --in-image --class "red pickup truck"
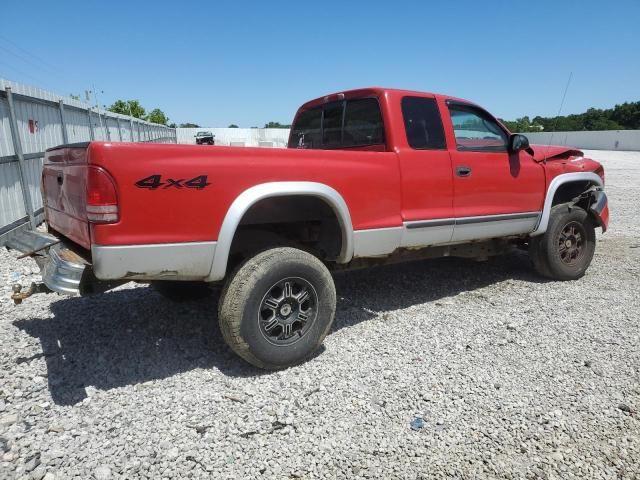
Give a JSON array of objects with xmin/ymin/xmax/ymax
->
[{"xmin": 12, "ymin": 87, "xmax": 609, "ymax": 369}]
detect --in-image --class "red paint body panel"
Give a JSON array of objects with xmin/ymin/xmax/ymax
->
[
  {"xmin": 378, "ymin": 92, "xmax": 454, "ymax": 221},
  {"xmin": 529, "ymin": 144, "xmax": 583, "ymax": 162},
  {"xmin": 43, "ymin": 147, "xmax": 91, "ymax": 249},
  {"xmin": 88, "ymin": 142, "xmax": 402, "ymax": 245},
  {"xmin": 448, "ymin": 149, "xmax": 546, "ymax": 217},
  {"xmin": 396, "ymin": 147, "xmax": 454, "ymax": 221},
  {"xmin": 534, "ymin": 147, "xmax": 603, "ymax": 182},
  {"xmin": 41, "ymin": 87, "xmax": 607, "ymax": 252},
  {"xmin": 435, "ymin": 95, "xmax": 546, "ymax": 217}
]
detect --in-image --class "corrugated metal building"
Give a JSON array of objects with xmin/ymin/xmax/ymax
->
[{"xmin": 0, "ymin": 78, "xmax": 176, "ymax": 243}]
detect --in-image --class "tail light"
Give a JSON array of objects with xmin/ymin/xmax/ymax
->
[{"xmin": 86, "ymin": 166, "xmax": 119, "ymax": 223}]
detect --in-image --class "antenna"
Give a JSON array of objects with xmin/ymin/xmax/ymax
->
[{"xmin": 543, "ymin": 72, "xmax": 573, "ymax": 162}]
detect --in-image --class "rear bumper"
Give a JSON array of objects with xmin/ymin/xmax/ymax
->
[
  {"xmin": 41, "ymin": 246, "xmax": 88, "ymax": 295},
  {"xmin": 4, "ymin": 229, "xmax": 88, "ymax": 296},
  {"xmin": 5, "ymin": 230, "xmax": 219, "ymax": 296},
  {"xmin": 7, "ymin": 232, "xmax": 218, "ymax": 296}
]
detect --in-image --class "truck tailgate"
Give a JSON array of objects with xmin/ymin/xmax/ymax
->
[{"xmin": 43, "ymin": 143, "xmax": 91, "ymax": 249}]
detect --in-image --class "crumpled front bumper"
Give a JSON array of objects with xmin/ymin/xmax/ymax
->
[{"xmin": 589, "ymin": 189, "xmax": 609, "ymax": 233}]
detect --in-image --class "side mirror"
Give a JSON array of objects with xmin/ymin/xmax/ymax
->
[{"xmin": 508, "ymin": 134, "xmax": 530, "ymax": 153}]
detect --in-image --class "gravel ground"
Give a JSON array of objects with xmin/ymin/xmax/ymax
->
[{"xmin": 1, "ymin": 150, "xmax": 639, "ymax": 480}]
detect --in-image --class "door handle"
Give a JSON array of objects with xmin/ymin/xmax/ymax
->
[{"xmin": 456, "ymin": 166, "xmax": 472, "ymax": 177}]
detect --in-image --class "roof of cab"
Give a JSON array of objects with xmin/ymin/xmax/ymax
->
[{"xmin": 297, "ymin": 87, "xmax": 480, "ymax": 111}]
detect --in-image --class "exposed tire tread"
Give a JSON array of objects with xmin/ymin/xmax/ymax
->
[
  {"xmin": 529, "ymin": 203, "xmax": 596, "ymax": 281},
  {"xmin": 218, "ymin": 247, "xmax": 335, "ymax": 370},
  {"xmin": 529, "ymin": 235, "xmax": 553, "ymax": 278}
]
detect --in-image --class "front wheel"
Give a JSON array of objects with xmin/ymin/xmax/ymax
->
[
  {"xmin": 529, "ymin": 204, "xmax": 596, "ymax": 280},
  {"xmin": 218, "ymin": 247, "xmax": 336, "ymax": 369}
]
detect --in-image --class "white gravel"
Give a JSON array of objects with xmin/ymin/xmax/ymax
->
[{"xmin": 1, "ymin": 150, "xmax": 639, "ymax": 479}]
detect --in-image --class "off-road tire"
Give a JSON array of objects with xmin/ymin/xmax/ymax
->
[
  {"xmin": 529, "ymin": 235, "xmax": 553, "ymax": 278},
  {"xmin": 530, "ymin": 203, "xmax": 596, "ymax": 280},
  {"xmin": 151, "ymin": 281, "xmax": 213, "ymax": 301},
  {"xmin": 218, "ymin": 247, "xmax": 336, "ymax": 369}
]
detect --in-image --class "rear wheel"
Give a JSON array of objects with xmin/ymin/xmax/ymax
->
[
  {"xmin": 529, "ymin": 204, "xmax": 596, "ymax": 280},
  {"xmin": 218, "ymin": 247, "xmax": 336, "ymax": 369}
]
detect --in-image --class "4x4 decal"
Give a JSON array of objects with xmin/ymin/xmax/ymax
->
[{"xmin": 135, "ymin": 174, "xmax": 210, "ymax": 190}]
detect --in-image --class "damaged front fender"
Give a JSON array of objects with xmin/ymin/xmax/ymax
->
[{"xmin": 572, "ymin": 186, "xmax": 609, "ymax": 233}]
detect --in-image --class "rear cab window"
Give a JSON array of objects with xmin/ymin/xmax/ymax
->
[
  {"xmin": 322, "ymin": 102, "xmax": 343, "ymax": 147},
  {"xmin": 288, "ymin": 97, "xmax": 385, "ymax": 150},
  {"xmin": 290, "ymin": 108, "xmax": 322, "ymax": 148}
]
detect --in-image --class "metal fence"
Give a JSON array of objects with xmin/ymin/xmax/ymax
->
[{"xmin": 0, "ymin": 78, "xmax": 177, "ymax": 244}]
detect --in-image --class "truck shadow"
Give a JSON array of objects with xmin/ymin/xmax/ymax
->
[
  {"xmin": 14, "ymin": 250, "xmax": 544, "ymax": 406},
  {"xmin": 332, "ymin": 251, "xmax": 540, "ymax": 328}
]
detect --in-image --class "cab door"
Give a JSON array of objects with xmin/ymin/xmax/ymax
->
[
  {"xmin": 441, "ymin": 100, "xmax": 545, "ymax": 242},
  {"xmin": 397, "ymin": 96, "xmax": 455, "ymax": 247}
]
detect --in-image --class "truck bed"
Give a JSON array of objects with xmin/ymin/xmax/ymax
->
[{"xmin": 44, "ymin": 141, "xmax": 403, "ymax": 248}]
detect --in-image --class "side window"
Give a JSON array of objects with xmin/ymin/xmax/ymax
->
[
  {"xmin": 289, "ymin": 107, "xmax": 322, "ymax": 148},
  {"xmin": 447, "ymin": 104, "xmax": 508, "ymax": 151},
  {"xmin": 401, "ymin": 97, "xmax": 446, "ymax": 149},
  {"xmin": 343, "ymin": 98, "xmax": 385, "ymax": 147}
]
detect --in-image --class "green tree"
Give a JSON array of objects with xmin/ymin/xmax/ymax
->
[
  {"xmin": 228, "ymin": 124, "xmax": 239, "ymax": 128},
  {"xmin": 147, "ymin": 108, "xmax": 169, "ymax": 125},
  {"xmin": 504, "ymin": 100, "xmax": 640, "ymax": 132},
  {"xmin": 179, "ymin": 122, "xmax": 200, "ymax": 128},
  {"xmin": 108, "ymin": 100, "xmax": 146, "ymax": 119},
  {"xmin": 501, "ymin": 116, "xmax": 546, "ymax": 133},
  {"xmin": 610, "ymin": 102, "xmax": 640, "ymax": 129},
  {"xmin": 264, "ymin": 121, "xmax": 291, "ymax": 129}
]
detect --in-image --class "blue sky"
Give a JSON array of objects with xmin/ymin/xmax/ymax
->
[{"xmin": 1, "ymin": 0, "xmax": 638, "ymax": 127}]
